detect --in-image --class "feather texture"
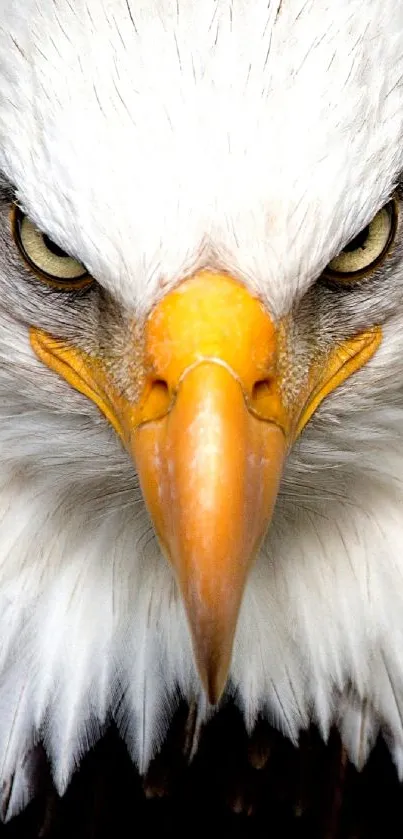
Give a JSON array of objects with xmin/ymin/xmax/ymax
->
[{"xmin": 0, "ymin": 0, "xmax": 403, "ymax": 820}]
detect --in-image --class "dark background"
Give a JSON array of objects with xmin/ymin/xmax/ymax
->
[{"xmin": 1, "ymin": 702, "xmax": 401, "ymax": 838}]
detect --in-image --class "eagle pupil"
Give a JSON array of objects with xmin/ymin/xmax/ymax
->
[
  {"xmin": 343, "ymin": 225, "xmax": 370, "ymax": 253},
  {"xmin": 43, "ymin": 234, "xmax": 68, "ymax": 258}
]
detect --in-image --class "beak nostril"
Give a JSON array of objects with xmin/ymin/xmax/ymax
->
[
  {"xmin": 252, "ymin": 379, "xmax": 273, "ymax": 403},
  {"xmin": 151, "ymin": 378, "xmax": 169, "ymax": 397},
  {"xmin": 144, "ymin": 378, "xmax": 171, "ymax": 418}
]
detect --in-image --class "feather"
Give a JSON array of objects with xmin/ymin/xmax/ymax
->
[{"xmin": 1, "ymin": 0, "xmax": 403, "ymax": 815}]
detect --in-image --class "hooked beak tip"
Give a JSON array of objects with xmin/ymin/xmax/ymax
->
[
  {"xmin": 188, "ymin": 607, "xmax": 236, "ymax": 707},
  {"xmin": 199, "ymin": 657, "xmax": 229, "ymax": 706}
]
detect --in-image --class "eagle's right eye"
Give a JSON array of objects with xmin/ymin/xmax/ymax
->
[
  {"xmin": 324, "ymin": 199, "xmax": 398, "ymax": 283},
  {"xmin": 12, "ymin": 207, "xmax": 92, "ymax": 290}
]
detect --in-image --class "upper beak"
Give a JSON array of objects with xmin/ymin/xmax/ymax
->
[
  {"xmin": 133, "ymin": 362, "xmax": 285, "ymax": 702},
  {"xmin": 30, "ymin": 271, "xmax": 381, "ymax": 704}
]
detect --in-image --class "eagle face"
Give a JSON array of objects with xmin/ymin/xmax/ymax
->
[{"xmin": 1, "ymin": 0, "xmax": 403, "ymax": 819}]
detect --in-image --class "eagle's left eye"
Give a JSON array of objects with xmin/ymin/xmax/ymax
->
[
  {"xmin": 325, "ymin": 199, "xmax": 398, "ymax": 281},
  {"xmin": 12, "ymin": 207, "xmax": 91, "ymax": 290}
]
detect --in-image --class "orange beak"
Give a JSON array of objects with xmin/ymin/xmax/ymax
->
[
  {"xmin": 133, "ymin": 364, "xmax": 285, "ymax": 702},
  {"xmin": 30, "ymin": 271, "xmax": 381, "ymax": 703}
]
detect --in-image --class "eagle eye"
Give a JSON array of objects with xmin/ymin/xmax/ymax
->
[
  {"xmin": 325, "ymin": 199, "xmax": 398, "ymax": 282},
  {"xmin": 12, "ymin": 207, "xmax": 91, "ymax": 290}
]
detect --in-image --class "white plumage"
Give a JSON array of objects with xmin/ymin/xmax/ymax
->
[{"xmin": 0, "ymin": 0, "xmax": 403, "ymax": 820}]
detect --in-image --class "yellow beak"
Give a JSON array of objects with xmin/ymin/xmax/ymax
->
[
  {"xmin": 30, "ymin": 271, "xmax": 381, "ymax": 703},
  {"xmin": 133, "ymin": 364, "xmax": 285, "ymax": 701}
]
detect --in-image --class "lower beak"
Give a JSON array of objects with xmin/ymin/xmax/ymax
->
[{"xmin": 30, "ymin": 271, "xmax": 381, "ymax": 703}]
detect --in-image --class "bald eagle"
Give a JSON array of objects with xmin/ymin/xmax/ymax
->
[{"xmin": 0, "ymin": 0, "xmax": 403, "ymax": 822}]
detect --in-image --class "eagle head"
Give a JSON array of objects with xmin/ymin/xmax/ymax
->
[{"xmin": 0, "ymin": 0, "xmax": 403, "ymax": 818}]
